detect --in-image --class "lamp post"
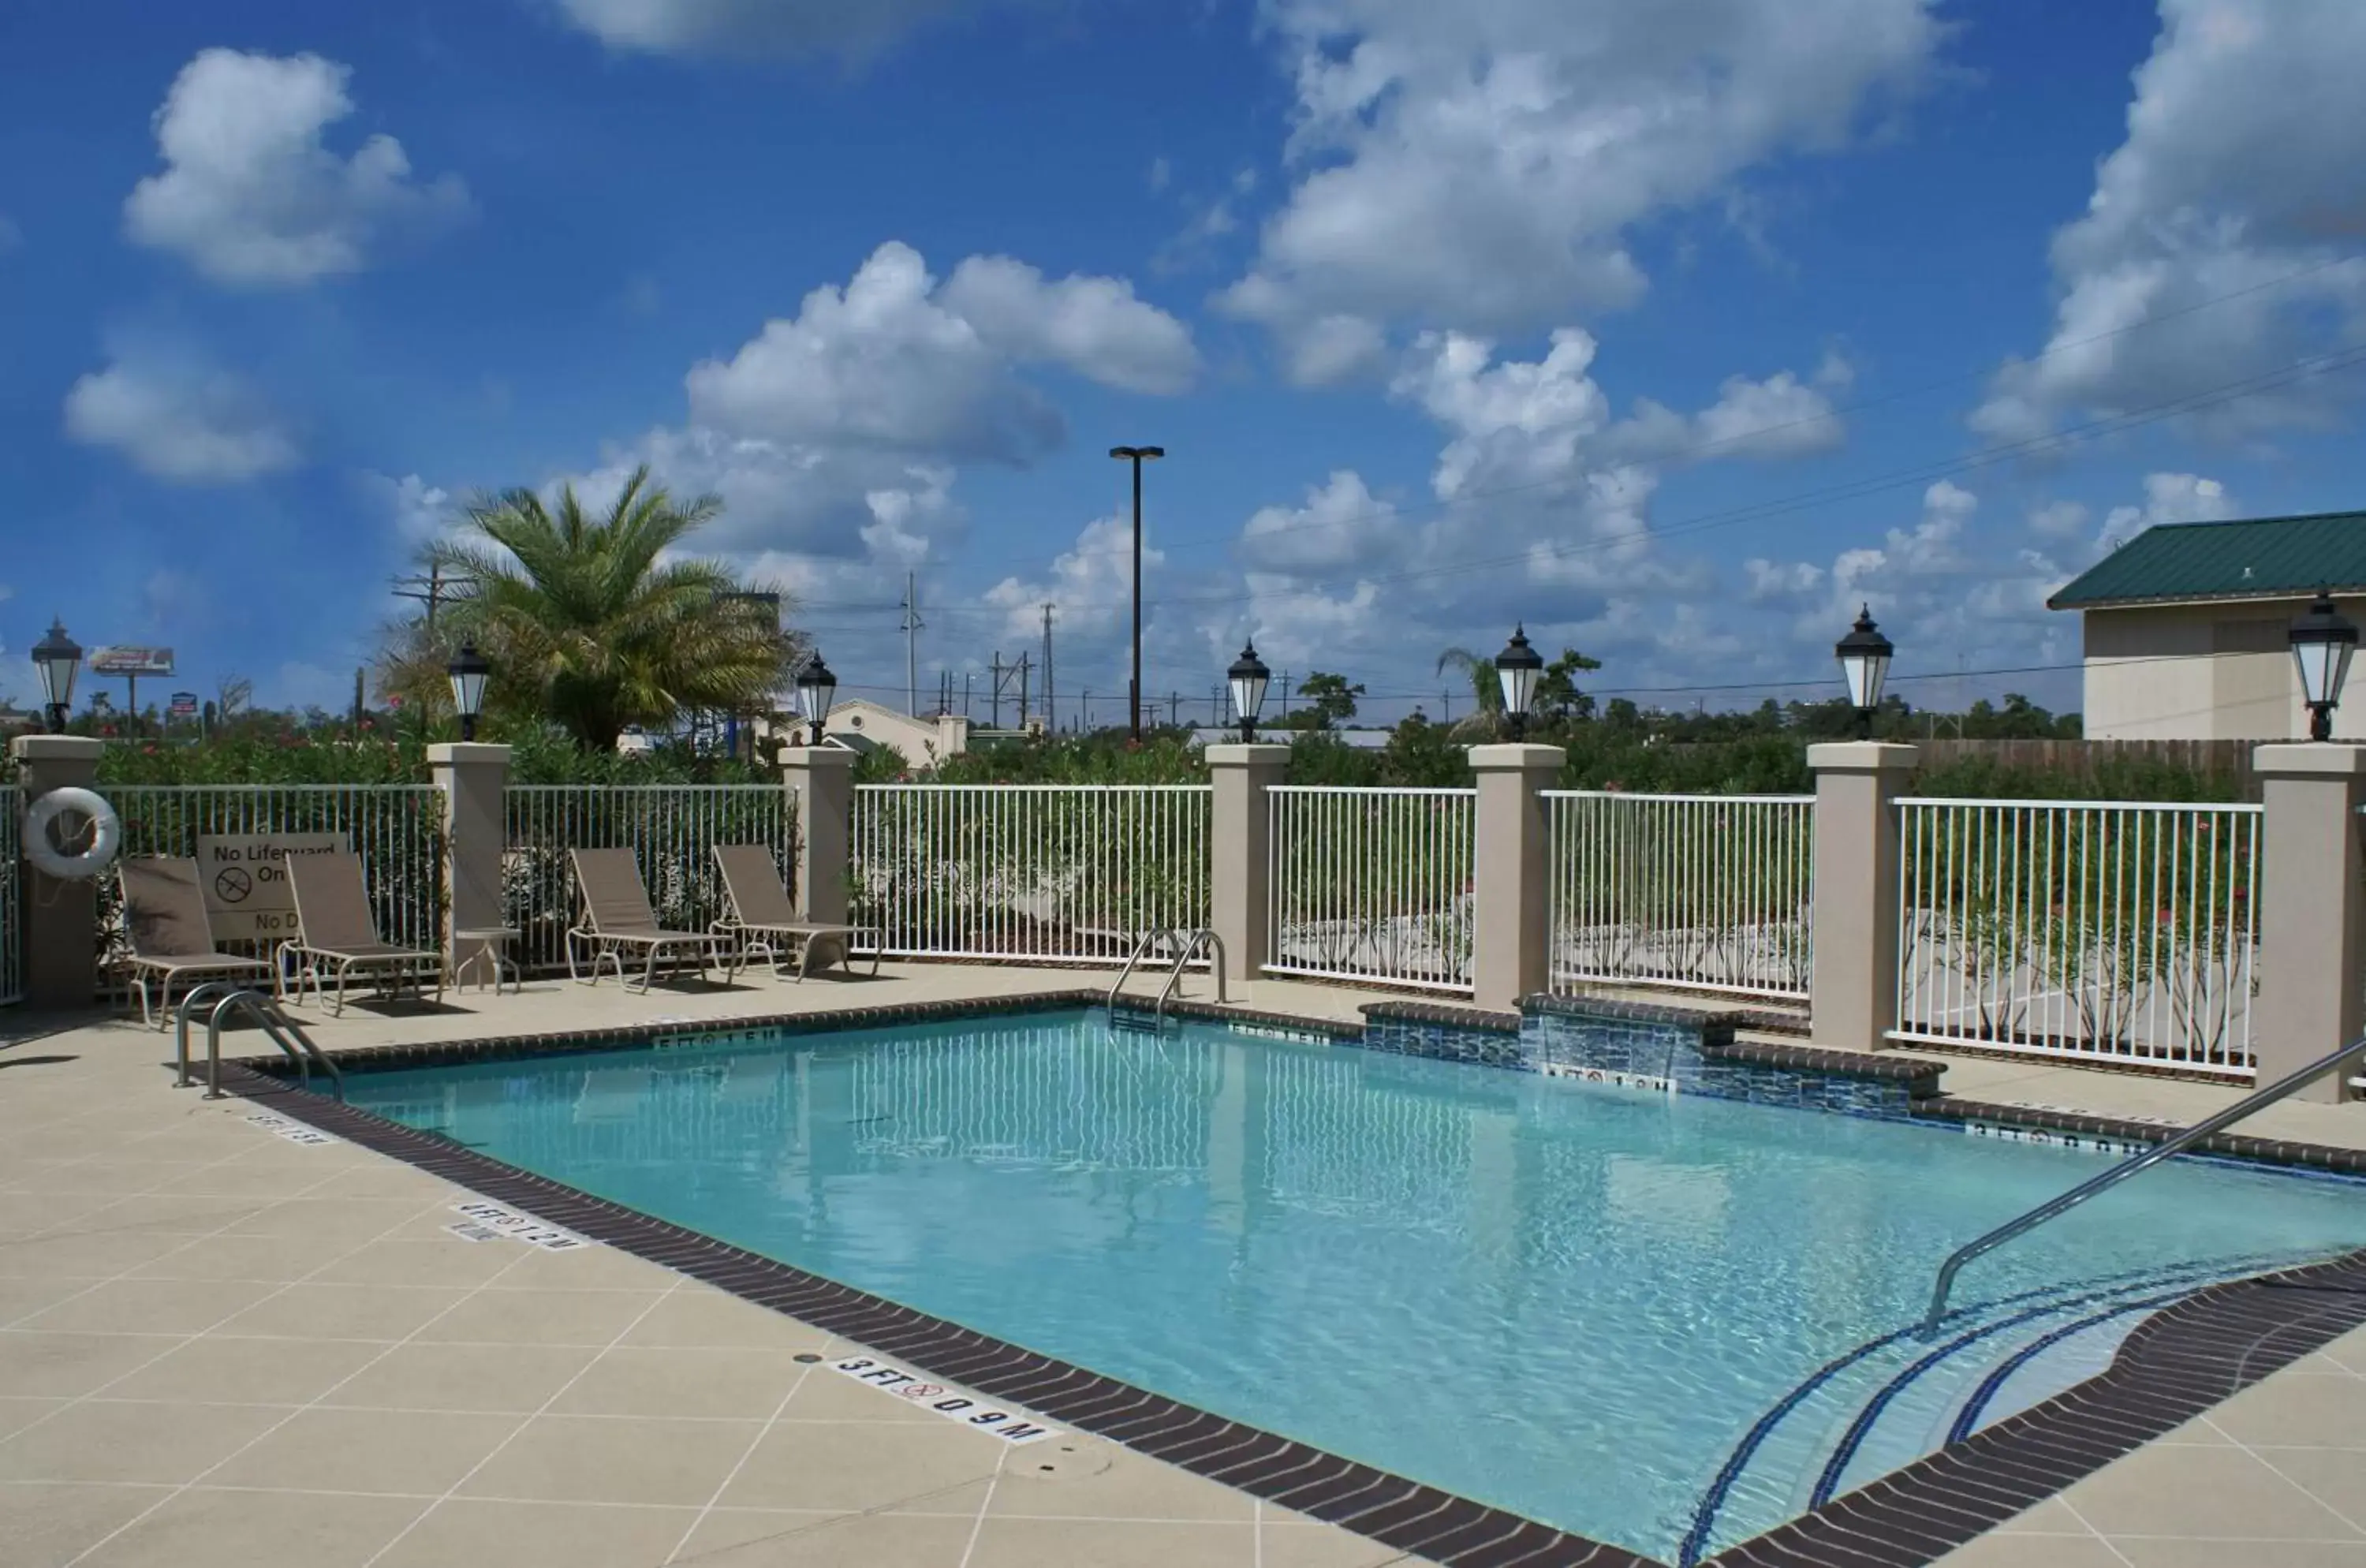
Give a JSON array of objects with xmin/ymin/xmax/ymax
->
[
  {"xmin": 31, "ymin": 619, "xmax": 82, "ymax": 735},
  {"xmin": 795, "ymin": 652, "xmax": 838, "ymax": 748},
  {"xmin": 1110, "ymin": 445, "xmax": 1165, "ymax": 741},
  {"xmin": 2290, "ymin": 588, "xmax": 2359, "ymax": 742},
  {"xmin": 1834, "ymin": 605, "xmax": 1894, "ymax": 741},
  {"xmin": 446, "ymin": 643, "xmax": 490, "ymax": 742},
  {"xmin": 1495, "ymin": 625, "xmax": 1543, "ymax": 741},
  {"xmin": 1228, "ymin": 640, "xmax": 1271, "ymax": 742}
]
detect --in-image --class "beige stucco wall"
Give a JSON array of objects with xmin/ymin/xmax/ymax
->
[{"xmin": 2080, "ymin": 596, "xmax": 2365, "ymax": 741}]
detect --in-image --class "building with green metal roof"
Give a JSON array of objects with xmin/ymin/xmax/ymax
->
[{"xmin": 2050, "ymin": 510, "xmax": 2365, "ymax": 740}]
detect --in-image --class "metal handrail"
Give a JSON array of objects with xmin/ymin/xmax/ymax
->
[
  {"xmin": 175, "ymin": 980, "xmax": 254, "ymax": 1088},
  {"xmin": 1106, "ymin": 928, "xmax": 1175, "ymax": 1012},
  {"xmin": 203, "ymin": 989, "xmax": 344, "ymax": 1103},
  {"xmin": 1922, "ymin": 1033, "xmax": 2366, "ymax": 1336},
  {"xmin": 1154, "ymin": 929, "xmax": 1228, "ymax": 1024}
]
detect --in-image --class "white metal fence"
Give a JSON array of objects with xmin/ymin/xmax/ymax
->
[
  {"xmin": 1892, "ymin": 797, "xmax": 2262, "ymax": 1077},
  {"xmin": 503, "ymin": 786, "xmax": 794, "ymax": 976},
  {"xmin": 1544, "ymin": 790, "xmax": 1816, "ymax": 1001},
  {"xmin": 0, "ymin": 786, "xmax": 20, "ymax": 1006},
  {"xmin": 1266, "ymin": 786, "xmax": 1476, "ymax": 993},
  {"xmin": 849, "ymin": 784, "xmax": 1211, "ymax": 963},
  {"xmin": 98, "ymin": 786, "xmax": 447, "ymax": 985}
]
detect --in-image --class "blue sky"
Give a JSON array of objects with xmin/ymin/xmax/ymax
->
[{"xmin": 5, "ymin": 0, "xmax": 2364, "ymax": 726}]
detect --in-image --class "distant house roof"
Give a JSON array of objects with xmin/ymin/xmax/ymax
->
[{"xmin": 2048, "ymin": 510, "xmax": 2366, "ymax": 610}]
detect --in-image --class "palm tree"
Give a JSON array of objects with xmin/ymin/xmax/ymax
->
[
  {"xmin": 385, "ymin": 465, "xmax": 798, "ymax": 752},
  {"xmin": 1435, "ymin": 648, "xmax": 1504, "ymax": 718}
]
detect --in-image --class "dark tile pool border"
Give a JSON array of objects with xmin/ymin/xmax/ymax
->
[
  {"xmin": 214, "ymin": 1056, "xmax": 1652, "ymax": 1568},
  {"xmin": 226, "ymin": 991, "xmax": 2366, "ymax": 1568}
]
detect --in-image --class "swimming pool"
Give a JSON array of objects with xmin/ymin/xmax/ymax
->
[{"xmin": 340, "ymin": 1008, "xmax": 2366, "ymax": 1560}]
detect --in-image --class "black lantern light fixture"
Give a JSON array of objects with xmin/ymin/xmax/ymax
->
[
  {"xmin": 1495, "ymin": 624, "xmax": 1543, "ymax": 741},
  {"xmin": 31, "ymin": 618, "xmax": 82, "ymax": 735},
  {"xmin": 2290, "ymin": 588, "xmax": 2359, "ymax": 743},
  {"xmin": 795, "ymin": 651, "xmax": 838, "ymax": 747},
  {"xmin": 1227, "ymin": 640, "xmax": 1271, "ymax": 742},
  {"xmin": 1834, "ymin": 605, "xmax": 1894, "ymax": 741},
  {"xmin": 446, "ymin": 643, "xmax": 491, "ymax": 742}
]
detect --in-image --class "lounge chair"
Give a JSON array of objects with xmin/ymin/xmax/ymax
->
[
  {"xmin": 566, "ymin": 847, "xmax": 740, "ymax": 991},
  {"xmin": 118, "ymin": 857, "xmax": 275, "ymax": 1029},
  {"xmin": 711, "ymin": 843, "xmax": 874, "ymax": 981},
  {"xmin": 282, "ymin": 851, "xmax": 446, "ymax": 1016}
]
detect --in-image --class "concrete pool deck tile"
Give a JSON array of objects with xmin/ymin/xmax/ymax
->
[
  {"xmin": 15, "ymin": 1275, "xmax": 282, "ymax": 1336},
  {"xmin": 547, "ymin": 1343, "xmax": 810, "ymax": 1418},
  {"xmin": 1928, "ymin": 1535, "xmax": 2128, "ymax": 1567},
  {"xmin": 2056, "ymin": 1439, "xmax": 2366, "ymax": 1541},
  {"xmin": 1261, "ymin": 1517, "xmax": 1422, "ymax": 1566},
  {"xmin": 0, "ymin": 1275, "xmax": 110, "ymax": 1323},
  {"xmin": 453, "ymin": 1412, "xmax": 770, "ymax": 1507},
  {"xmin": 2209, "ymin": 1370, "xmax": 2366, "ymax": 1448},
  {"xmin": 304, "ymin": 1234, "xmax": 536, "ymax": 1290},
  {"xmin": 987, "ymin": 1443, "xmax": 1256, "ymax": 1522},
  {"xmin": 968, "ymin": 1517, "xmax": 1258, "ymax": 1567},
  {"xmin": 675, "ymin": 1506, "xmax": 991, "ymax": 1566},
  {"xmin": 615, "ymin": 1284, "xmax": 838, "ymax": 1350},
  {"xmin": 0, "ymin": 1331, "xmax": 192, "ymax": 1398},
  {"xmin": 2110, "ymin": 1543, "xmax": 2366, "ymax": 1568},
  {"xmin": 65, "ymin": 1486, "xmax": 429, "ymax": 1568},
  {"xmin": 0, "ymin": 1480, "xmax": 182, "ymax": 1568},
  {"xmin": 713, "ymin": 1418, "xmax": 1004, "ymax": 1513},
  {"xmin": 119, "ymin": 1230, "xmax": 348, "ymax": 1282},
  {"xmin": 0, "ymin": 1229, "xmax": 197, "ymax": 1280},
  {"xmin": 99, "ymin": 1334, "xmax": 387, "ymax": 1405},
  {"xmin": 410, "ymin": 1285, "xmax": 671, "ymax": 1346},
  {"xmin": 0, "ymin": 1396, "xmax": 69, "ymax": 1440},
  {"xmin": 2252, "ymin": 1447, "xmax": 2366, "ymax": 1531},
  {"xmin": 0, "ymin": 1397, "xmax": 290, "ymax": 1484},
  {"xmin": 321, "ymin": 1340, "xmax": 603, "ymax": 1413},
  {"xmin": 205, "ymin": 1405, "xmax": 525, "ymax": 1495},
  {"xmin": 366, "ymin": 1496, "xmax": 706, "ymax": 1568},
  {"xmin": 211, "ymin": 1280, "xmax": 471, "ymax": 1341}
]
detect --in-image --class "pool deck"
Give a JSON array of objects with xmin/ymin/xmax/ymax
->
[{"xmin": 4, "ymin": 964, "xmax": 2365, "ymax": 1568}]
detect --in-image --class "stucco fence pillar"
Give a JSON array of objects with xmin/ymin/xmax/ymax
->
[
  {"xmin": 2252, "ymin": 744, "xmax": 2366, "ymax": 1102},
  {"xmin": 429, "ymin": 742, "xmax": 511, "ymax": 973},
  {"xmin": 1468, "ymin": 743, "xmax": 1564, "ymax": 1012},
  {"xmin": 1807, "ymin": 741, "xmax": 1920, "ymax": 1054},
  {"xmin": 1206, "ymin": 744, "xmax": 1289, "ymax": 985},
  {"xmin": 782, "ymin": 747, "xmax": 856, "ymax": 925},
  {"xmin": 11, "ymin": 734, "xmax": 106, "ymax": 1009}
]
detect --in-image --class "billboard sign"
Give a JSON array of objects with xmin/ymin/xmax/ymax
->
[
  {"xmin": 88, "ymin": 645, "xmax": 176, "ymax": 677},
  {"xmin": 168, "ymin": 692, "xmax": 200, "ymax": 717}
]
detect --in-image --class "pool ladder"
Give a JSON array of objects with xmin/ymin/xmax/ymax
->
[
  {"xmin": 173, "ymin": 981, "xmax": 345, "ymax": 1103},
  {"xmin": 1106, "ymin": 928, "xmax": 1227, "ymax": 1033}
]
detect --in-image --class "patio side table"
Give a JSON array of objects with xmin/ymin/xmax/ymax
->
[{"xmin": 451, "ymin": 928, "xmax": 521, "ymax": 995}]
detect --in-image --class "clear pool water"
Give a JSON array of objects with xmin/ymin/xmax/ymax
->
[{"xmin": 345, "ymin": 1010, "xmax": 2366, "ymax": 1559}]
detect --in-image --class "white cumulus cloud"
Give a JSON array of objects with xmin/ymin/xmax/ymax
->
[
  {"xmin": 1971, "ymin": 1, "xmax": 2366, "ymax": 443},
  {"xmin": 64, "ymin": 350, "xmax": 300, "ymax": 483},
  {"xmin": 684, "ymin": 241, "xmax": 1194, "ymax": 465},
  {"xmin": 124, "ymin": 49, "xmax": 467, "ymax": 287},
  {"xmin": 1221, "ymin": 0, "xmax": 1945, "ymax": 379},
  {"xmin": 549, "ymin": 0, "xmax": 999, "ymax": 58}
]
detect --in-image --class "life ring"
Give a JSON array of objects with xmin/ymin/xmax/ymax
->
[{"xmin": 24, "ymin": 787, "xmax": 122, "ymax": 882}]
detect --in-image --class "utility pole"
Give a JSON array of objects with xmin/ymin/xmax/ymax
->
[
  {"xmin": 989, "ymin": 653, "xmax": 1003, "ymax": 729},
  {"xmin": 1018, "ymin": 654, "xmax": 1031, "ymax": 729},
  {"xmin": 1442, "ymin": 688, "xmax": 1452, "ymax": 723},
  {"xmin": 391, "ymin": 563, "xmax": 467, "ymax": 629},
  {"xmin": 1040, "ymin": 603, "xmax": 1055, "ymax": 738},
  {"xmin": 900, "ymin": 572, "xmax": 924, "ymax": 715},
  {"xmin": 1169, "ymin": 691, "xmax": 1180, "ymax": 727},
  {"xmin": 1082, "ymin": 689, "xmax": 1092, "ymax": 730},
  {"xmin": 1278, "ymin": 670, "xmax": 1291, "ymax": 723},
  {"xmin": 963, "ymin": 671, "xmax": 972, "ymax": 719},
  {"xmin": 1108, "ymin": 445, "xmax": 1165, "ymax": 741}
]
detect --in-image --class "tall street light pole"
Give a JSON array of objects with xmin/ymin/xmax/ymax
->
[{"xmin": 1110, "ymin": 445, "xmax": 1164, "ymax": 741}]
